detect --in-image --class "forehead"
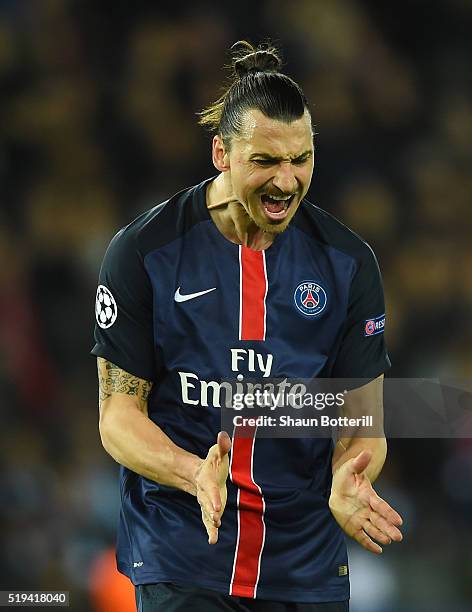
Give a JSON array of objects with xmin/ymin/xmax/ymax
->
[{"xmin": 233, "ymin": 108, "xmax": 313, "ymax": 157}]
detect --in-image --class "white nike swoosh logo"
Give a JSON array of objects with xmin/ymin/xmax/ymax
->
[{"xmin": 174, "ymin": 286, "xmax": 217, "ymax": 303}]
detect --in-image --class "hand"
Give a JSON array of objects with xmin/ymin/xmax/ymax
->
[
  {"xmin": 194, "ymin": 431, "xmax": 231, "ymax": 545},
  {"xmin": 329, "ymin": 449, "xmax": 403, "ymax": 554}
]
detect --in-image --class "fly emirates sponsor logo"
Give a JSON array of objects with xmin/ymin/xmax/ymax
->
[{"xmin": 177, "ymin": 349, "xmax": 346, "ymax": 411}]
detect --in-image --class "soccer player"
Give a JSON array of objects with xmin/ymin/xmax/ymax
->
[{"xmin": 92, "ymin": 41, "xmax": 403, "ymax": 611}]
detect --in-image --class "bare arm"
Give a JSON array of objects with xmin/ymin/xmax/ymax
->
[
  {"xmin": 97, "ymin": 357, "xmax": 231, "ymax": 543},
  {"xmin": 328, "ymin": 375, "xmax": 403, "ymax": 553},
  {"xmin": 97, "ymin": 357, "xmax": 201, "ymax": 495},
  {"xmin": 332, "ymin": 374, "xmax": 387, "ymax": 482}
]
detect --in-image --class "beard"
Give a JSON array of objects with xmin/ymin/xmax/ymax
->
[{"xmin": 255, "ymin": 217, "xmax": 291, "ymax": 234}]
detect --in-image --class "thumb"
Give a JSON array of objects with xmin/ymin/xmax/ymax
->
[
  {"xmin": 351, "ymin": 449, "xmax": 372, "ymax": 474},
  {"xmin": 217, "ymin": 431, "xmax": 232, "ymax": 459}
]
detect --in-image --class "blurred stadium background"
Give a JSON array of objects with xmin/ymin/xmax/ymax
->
[{"xmin": 0, "ymin": 1, "xmax": 471, "ymax": 610}]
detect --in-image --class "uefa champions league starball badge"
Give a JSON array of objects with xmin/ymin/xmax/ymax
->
[
  {"xmin": 95, "ymin": 285, "xmax": 118, "ymax": 328},
  {"xmin": 293, "ymin": 281, "xmax": 327, "ymax": 317}
]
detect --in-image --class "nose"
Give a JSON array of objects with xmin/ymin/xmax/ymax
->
[{"xmin": 272, "ymin": 162, "xmax": 297, "ymax": 194}]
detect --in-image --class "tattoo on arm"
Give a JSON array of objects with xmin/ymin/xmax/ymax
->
[{"xmin": 97, "ymin": 357, "xmax": 153, "ymax": 411}]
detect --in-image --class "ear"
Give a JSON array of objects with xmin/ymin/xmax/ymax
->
[{"xmin": 212, "ymin": 135, "xmax": 230, "ymax": 172}]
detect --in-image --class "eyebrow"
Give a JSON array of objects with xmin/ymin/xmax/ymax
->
[{"xmin": 249, "ymin": 150, "xmax": 313, "ymax": 162}]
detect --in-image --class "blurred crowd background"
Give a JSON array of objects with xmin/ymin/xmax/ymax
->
[{"xmin": 0, "ymin": 1, "xmax": 471, "ymax": 610}]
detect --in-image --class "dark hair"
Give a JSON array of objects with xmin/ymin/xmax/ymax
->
[{"xmin": 198, "ymin": 41, "xmax": 310, "ymax": 147}]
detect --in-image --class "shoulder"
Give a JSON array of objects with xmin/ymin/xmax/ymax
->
[
  {"xmin": 294, "ymin": 198, "xmax": 379, "ymax": 267},
  {"xmin": 106, "ymin": 179, "xmax": 211, "ymax": 261}
]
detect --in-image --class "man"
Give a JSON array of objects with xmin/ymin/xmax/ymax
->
[{"xmin": 92, "ymin": 41, "xmax": 403, "ymax": 611}]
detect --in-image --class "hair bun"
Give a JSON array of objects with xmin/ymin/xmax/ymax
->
[{"xmin": 231, "ymin": 41, "xmax": 282, "ymax": 78}]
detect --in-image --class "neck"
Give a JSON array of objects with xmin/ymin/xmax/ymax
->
[{"xmin": 206, "ymin": 174, "xmax": 276, "ymax": 251}]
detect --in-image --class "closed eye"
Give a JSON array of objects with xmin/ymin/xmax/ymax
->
[
  {"xmin": 252, "ymin": 155, "xmax": 311, "ymax": 167},
  {"xmin": 253, "ymin": 159, "xmax": 276, "ymax": 167},
  {"xmin": 292, "ymin": 156, "xmax": 310, "ymax": 165}
]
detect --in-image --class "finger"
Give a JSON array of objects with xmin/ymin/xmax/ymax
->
[
  {"xmin": 201, "ymin": 508, "xmax": 219, "ymax": 544},
  {"xmin": 351, "ymin": 450, "xmax": 373, "ymax": 474},
  {"xmin": 370, "ymin": 495, "xmax": 403, "ymax": 526},
  {"xmin": 363, "ymin": 520, "xmax": 392, "ymax": 546},
  {"xmin": 208, "ymin": 526, "xmax": 219, "ymax": 545},
  {"xmin": 343, "ymin": 507, "xmax": 371, "ymax": 534},
  {"xmin": 208, "ymin": 484, "xmax": 222, "ymax": 514},
  {"xmin": 198, "ymin": 488, "xmax": 221, "ymax": 525},
  {"xmin": 217, "ymin": 431, "xmax": 232, "ymax": 459},
  {"xmin": 370, "ymin": 511, "xmax": 403, "ymax": 542},
  {"xmin": 202, "ymin": 504, "xmax": 221, "ymax": 530},
  {"xmin": 199, "ymin": 477, "xmax": 223, "ymax": 514},
  {"xmin": 354, "ymin": 528, "xmax": 383, "ymax": 554}
]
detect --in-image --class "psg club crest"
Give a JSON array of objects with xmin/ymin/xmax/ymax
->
[
  {"xmin": 95, "ymin": 285, "xmax": 118, "ymax": 329},
  {"xmin": 293, "ymin": 281, "xmax": 327, "ymax": 317}
]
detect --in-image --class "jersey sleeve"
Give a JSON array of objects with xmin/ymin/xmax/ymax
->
[
  {"xmin": 91, "ymin": 227, "xmax": 157, "ymax": 381},
  {"xmin": 332, "ymin": 242, "xmax": 391, "ymax": 379}
]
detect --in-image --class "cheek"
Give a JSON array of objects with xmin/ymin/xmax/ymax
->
[
  {"xmin": 241, "ymin": 173, "xmax": 264, "ymax": 196},
  {"xmin": 229, "ymin": 166, "xmax": 245, "ymax": 195},
  {"xmin": 296, "ymin": 167, "xmax": 313, "ymax": 192},
  {"xmin": 304, "ymin": 162, "xmax": 315, "ymax": 181}
]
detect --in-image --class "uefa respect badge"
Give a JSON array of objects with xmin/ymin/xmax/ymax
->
[
  {"xmin": 364, "ymin": 314, "xmax": 385, "ymax": 336},
  {"xmin": 293, "ymin": 281, "xmax": 328, "ymax": 317}
]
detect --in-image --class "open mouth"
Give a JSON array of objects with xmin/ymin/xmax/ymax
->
[{"xmin": 260, "ymin": 194, "xmax": 295, "ymax": 221}]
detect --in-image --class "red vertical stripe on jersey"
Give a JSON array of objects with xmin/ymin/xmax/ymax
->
[
  {"xmin": 231, "ymin": 246, "xmax": 267, "ymax": 597},
  {"xmin": 239, "ymin": 246, "xmax": 267, "ymax": 341},
  {"xmin": 230, "ymin": 432, "xmax": 265, "ymax": 598}
]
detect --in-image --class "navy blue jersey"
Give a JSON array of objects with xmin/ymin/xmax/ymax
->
[{"xmin": 92, "ymin": 177, "xmax": 390, "ymax": 603}]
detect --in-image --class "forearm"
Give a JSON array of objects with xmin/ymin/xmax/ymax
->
[
  {"xmin": 332, "ymin": 437, "xmax": 387, "ymax": 483},
  {"xmin": 99, "ymin": 397, "xmax": 202, "ymax": 496}
]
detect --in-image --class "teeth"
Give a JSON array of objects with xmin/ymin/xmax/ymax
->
[{"xmin": 265, "ymin": 194, "xmax": 293, "ymax": 201}]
